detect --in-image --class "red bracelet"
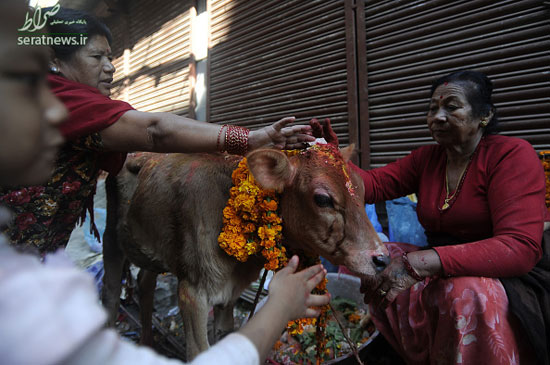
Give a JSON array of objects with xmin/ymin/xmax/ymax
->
[
  {"xmin": 216, "ymin": 125, "xmax": 227, "ymax": 152},
  {"xmin": 224, "ymin": 125, "xmax": 250, "ymax": 155},
  {"xmin": 402, "ymin": 253, "xmax": 423, "ymax": 281}
]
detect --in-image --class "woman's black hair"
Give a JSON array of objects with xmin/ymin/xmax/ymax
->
[
  {"xmin": 431, "ymin": 70, "xmax": 499, "ymax": 135},
  {"xmin": 43, "ymin": 6, "xmax": 112, "ymax": 61}
]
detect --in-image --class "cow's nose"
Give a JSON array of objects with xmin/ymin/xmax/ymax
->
[{"xmin": 372, "ymin": 254, "xmax": 390, "ymax": 273}]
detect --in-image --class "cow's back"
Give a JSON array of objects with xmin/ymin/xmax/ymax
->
[{"xmin": 115, "ymin": 152, "xmax": 243, "ymax": 287}]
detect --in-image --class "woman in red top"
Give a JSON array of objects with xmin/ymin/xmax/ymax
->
[
  {"xmin": 0, "ymin": 7, "xmax": 315, "ymax": 253},
  {"xmin": 313, "ymin": 70, "xmax": 548, "ymax": 364}
]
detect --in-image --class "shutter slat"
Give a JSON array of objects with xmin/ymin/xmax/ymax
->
[
  {"xmin": 209, "ymin": 0, "xmax": 352, "ymax": 146},
  {"xmin": 105, "ymin": 0, "xmax": 192, "ymax": 115},
  {"xmin": 364, "ymin": 0, "xmax": 550, "ymax": 168}
]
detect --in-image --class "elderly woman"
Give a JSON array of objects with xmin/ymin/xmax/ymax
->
[
  {"xmin": 313, "ymin": 70, "xmax": 549, "ymax": 364},
  {"xmin": 0, "ymin": 7, "xmax": 314, "ymax": 254}
]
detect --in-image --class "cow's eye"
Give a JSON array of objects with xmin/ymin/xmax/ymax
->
[{"xmin": 314, "ymin": 194, "xmax": 333, "ymax": 208}]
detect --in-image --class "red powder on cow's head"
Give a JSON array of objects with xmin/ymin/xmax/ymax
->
[{"xmin": 300, "ymin": 144, "xmax": 356, "ymax": 197}]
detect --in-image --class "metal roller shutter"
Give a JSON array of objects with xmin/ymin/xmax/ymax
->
[
  {"xmin": 364, "ymin": 0, "xmax": 550, "ymax": 168},
  {"xmin": 208, "ymin": 0, "xmax": 357, "ymax": 147},
  {"xmin": 106, "ymin": 10, "xmax": 128, "ymax": 102},
  {"xmin": 107, "ymin": 0, "xmax": 193, "ymax": 116}
]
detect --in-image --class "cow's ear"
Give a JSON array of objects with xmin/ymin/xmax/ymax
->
[
  {"xmin": 246, "ymin": 149, "xmax": 296, "ymax": 192},
  {"xmin": 340, "ymin": 143, "xmax": 355, "ymax": 162}
]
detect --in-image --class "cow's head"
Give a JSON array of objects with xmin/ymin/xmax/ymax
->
[{"xmin": 247, "ymin": 145, "xmax": 389, "ymax": 276}]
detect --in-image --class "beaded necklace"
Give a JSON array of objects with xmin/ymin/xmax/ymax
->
[
  {"xmin": 440, "ymin": 140, "xmax": 482, "ymax": 211},
  {"xmin": 441, "ymin": 161, "xmax": 470, "ymax": 210}
]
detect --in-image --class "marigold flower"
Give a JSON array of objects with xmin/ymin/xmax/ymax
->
[
  {"xmin": 262, "ymin": 238, "xmax": 276, "ymax": 249},
  {"xmin": 263, "ymin": 212, "xmax": 281, "ymax": 224},
  {"xmin": 262, "ymin": 199, "xmax": 278, "ymax": 211},
  {"xmin": 222, "ymin": 206, "xmax": 235, "ymax": 219},
  {"xmin": 273, "ymin": 340, "xmax": 284, "ymax": 350},
  {"xmin": 348, "ymin": 313, "xmax": 361, "ymax": 323},
  {"xmin": 258, "ymin": 226, "xmax": 277, "ymax": 240}
]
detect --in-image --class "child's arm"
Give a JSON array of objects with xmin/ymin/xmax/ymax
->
[{"xmin": 238, "ymin": 255, "xmax": 329, "ymax": 361}]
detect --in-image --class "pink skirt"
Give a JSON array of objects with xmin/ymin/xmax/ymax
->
[{"xmin": 369, "ymin": 243, "xmax": 535, "ymax": 365}]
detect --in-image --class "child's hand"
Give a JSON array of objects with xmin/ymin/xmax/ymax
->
[{"xmin": 267, "ymin": 255, "xmax": 330, "ymax": 322}]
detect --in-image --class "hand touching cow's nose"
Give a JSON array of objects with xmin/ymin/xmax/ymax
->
[{"xmin": 360, "ymin": 255, "xmax": 420, "ymax": 308}]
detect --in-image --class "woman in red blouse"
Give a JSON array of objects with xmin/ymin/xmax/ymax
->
[
  {"xmin": 313, "ymin": 70, "xmax": 549, "ymax": 364},
  {"xmin": 0, "ymin": 7, "xmax": 315, "ymax": 254}
]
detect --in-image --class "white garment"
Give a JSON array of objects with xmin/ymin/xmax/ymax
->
[{"xmin": 0, "ymin": 206, "xmax": 259, "ymax": 365}]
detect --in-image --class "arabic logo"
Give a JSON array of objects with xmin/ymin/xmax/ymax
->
[{"xmin": 18, "ymin": 4, "xmax": 61, "ymax": 32}]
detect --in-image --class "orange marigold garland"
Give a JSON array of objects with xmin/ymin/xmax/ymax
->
[
  {"xmin": 217, "ymin": 157, "xmax": 288, "ymax": 270},
  {"xmin": 218, "ymin": 144, "xmax": 354, "ymax": 363}
]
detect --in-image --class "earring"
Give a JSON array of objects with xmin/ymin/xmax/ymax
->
[
  {"xmin": 50, "ymin": 66, "xmax": 59, "ymax": 73},
  {"xmin": 480, "ymin": 118, "xmax": 489, "ymax": 127}
]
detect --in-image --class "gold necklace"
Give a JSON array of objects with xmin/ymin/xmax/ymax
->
[
  {"xmin": 440, "ymin": 138, "xmax": 483, "ymax": 211},
  {"xmin": 441, "ymin": 161, "xmax": 469, "ymax": 210}
]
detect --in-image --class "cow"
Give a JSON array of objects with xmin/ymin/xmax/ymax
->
[{"xmin": 101, "ymin": 145, "xmax": 389, "ymax": 360}]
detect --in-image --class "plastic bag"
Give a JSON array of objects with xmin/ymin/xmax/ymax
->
[{"xmin": 385, "ymin": 196, "xmax": 427, "ymax": 247}]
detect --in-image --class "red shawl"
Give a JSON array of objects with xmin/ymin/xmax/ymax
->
[{"xmin": 48, "ymin": 74, "xmax": 134, "ymax": 175}]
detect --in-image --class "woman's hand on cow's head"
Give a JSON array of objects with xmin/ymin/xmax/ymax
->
[
  {"xmin": 267, "ymin": 255, "xmax": 330, "ymax": 321},
  {"xmin": 309, "ymin": 118, "xmax": 339, "ymax": 148},
  {"xmin": 248, "ymin": 117, "xmax": 315, "ymax": 151}
]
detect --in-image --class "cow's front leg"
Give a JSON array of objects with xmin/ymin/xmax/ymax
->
[
  {"xmin": 213, "ymin": 303, "xmax": 235, "ymax": 342},
  {"xmin": 178, "ymin": 280, "xmax": 209, "ymax": 361}
]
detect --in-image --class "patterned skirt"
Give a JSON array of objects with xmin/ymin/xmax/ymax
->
[{"xmin": 371, "ymin": 243, "xmax": 535, "ymax": 365}]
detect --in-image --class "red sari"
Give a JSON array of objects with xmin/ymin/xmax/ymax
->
[{"xmin": 373, "ymin": 243, "xmax": 534, "ymax": 364}]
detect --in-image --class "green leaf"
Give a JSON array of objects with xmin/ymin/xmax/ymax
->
[
  {"xmin": 331, "ymin": 296, "xmax": 358, "ymax": 312},
  {"xmin": 350, "ymin": 327, "xmax": 364, "ymax": 343}
]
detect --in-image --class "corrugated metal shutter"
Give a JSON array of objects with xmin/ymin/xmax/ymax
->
[
  {"xmin": 107, "ymin": 0, "xmax": 193, "ymax": 116},
  {"xmin": 106, "ymin": 10, "xmax": 127, "ymax": 101},
  {"xmin": 364, "ymin": 0, "xmax": 550, "ymax": 168},
  {"xmin": 208, "ymin": 0, "xmax": 356, "ymax": 146}
]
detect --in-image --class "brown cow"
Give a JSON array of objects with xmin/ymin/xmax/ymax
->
[{"xmin": 101, "ymin": 146, "xmax": 389, "ymax": 360}]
